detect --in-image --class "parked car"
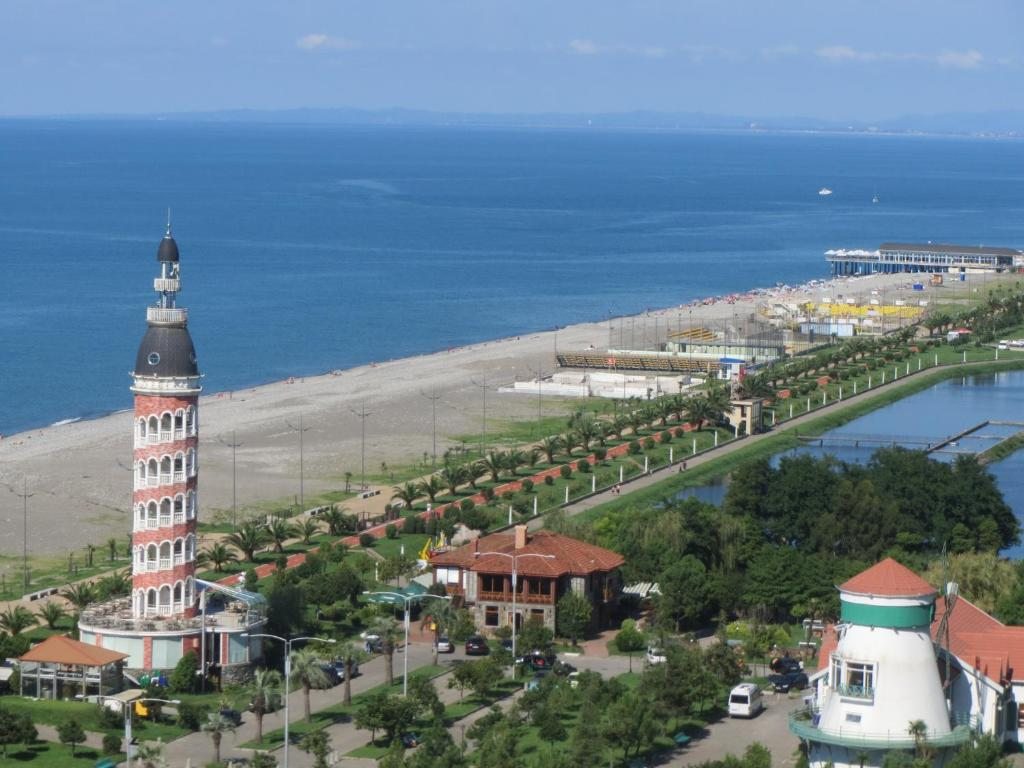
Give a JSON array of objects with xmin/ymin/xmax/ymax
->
[
  {"xmin": 769, "ymin": 656, "xmax": 802, "ymax": 674},
  {"xmin": 519, "ymin": 650, "xmax": 557, "ymax": 671},
  {"xmin": 329, "ymin": 659, "xmax": 360, "ymax": 681},
  {"xmin": 465, "ymin": 635, "xmax": 490, "ymax": 655},
  {"xmin": 552, "ymin": 660, "xmax": 577, "ymax": 677},
  {"xmin": 645, "ymin": 646, "xmax": 667, "ymax": 665},
  {"xmin": 435, "ymin": 636, "xmax": 454, "ymax": 654},
  {"xmin": 219, "ymin": 708, "xmax": 243, "ymax": 726},
  {"xmin": 319, "ymin": 664, "xmax": 341, "ymax": 686},
  {"xmin": 767, "ymin": 671, "xmax": 809, "ymax": 693},
  {"xmin": 401, "ymin": 732, "xmax": 422, "ymax": 748},
  {"xmin": 360, "ymin": 633, "xmax": 384, "ymax": 654}
]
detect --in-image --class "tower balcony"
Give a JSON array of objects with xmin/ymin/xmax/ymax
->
[
  {"xmin": 146, "ymin": 307, "xmax": 187, "ymax": 326},
  {"xmin": 153, "ymin": 278, "xmax": 181, "ymax": 293},
  {"xmin": 789, "ymin": 710, "xmax": 976, "ymax": 750}
]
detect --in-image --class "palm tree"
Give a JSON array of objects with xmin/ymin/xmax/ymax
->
[
  {"xmin": 202, "ymin": 712, "xmax": 236, "ymax": 764},
  {"xmin": 297, "ymin": 517, "xmax": 321, "ymax": 545},
  {"xmin": 97, "ymin": 569, "xmax": 132, "ymax": 600},
  {"xmin": 684, "ymin": 395, "xmax": 714, "ymax": 432},
  {"xmin": 247, "ymin": 667, "xmax": 283, "ymax": 743},
  {"xmin": 538, "ymin": 436, "xmax": 563, "ymax": 464},
  {"xmin": 200, "ymin": 542, "xmax": 239, "ymax": 573},
  {"xmin": 84, "ymin": 544, "xmax": 96, "ymax": 568},
  {"xmin": 266, "ymin": 517, "xmax": 297, "ymax": 553},
  {"xmin": 373, "ymin": 618, "xmax": 402, "ymax": 687},
  {"xmin": 290, "ymin": 648, "xmax": 331, "ymax": 722},
  {"xmin": 504, "ymin": 449, "xmax": 527, "ymax": 476},
  {"xmin": 422, "ymin": 600, "xmax": 459, "ymax": 666},
  {"xmin": 465, "ymin": 460, "xmax": 486, "ymax": 490},
  {"xmin": 439, "ymin": 464, "xmax": 467, "ymax": 496},
  {"xmin": 321, "ymin": 507, "xmax": 353, "ymax": 537},
  {"xmin": 626, "ymin": 409, "xmax": 647, "ymax": 437},
  {"xmin": 417, "ymin": 475, "xmax": 445, "ymax": 505},
  {"xmin": 37, "ymin": 601, "xmax": 67, "ymax": 630},
  {"xmin": 654, "ymin": 398, "xmax": 674, "ymax": 426},
  {"xmin": 525, "ymin": 447, "xmax": 541, "ymax": 469},
  {"xmin": 333, "ymin": 641, "xmax": 364, "ymax": 705},
  {"xmin": 106, "ymin": 537, "xmax": 119, "ymax": 563},
  {"xmin": 574, "ymin": 419, "xmax": 602, "ymax": 452},
  {"xmin": 61, "ymin": 582, "xmax": 97, "ymax": 613},
  {"xmin": 907, "ymin": 719, "xmax": 932, "ymax": 761},
  {"xmin": 608, "ymin": 416, "xmax": 629, "ymax": 441},
  {"xmin": 480, "ymin": 452, "xmax": 505, "ymax": 483},
  {"xmin": 391, "ymin": 482, "xmax": 421, "ymax": 512},
  {"xmin": 227, "ymin": 521, "xmax": 268, "ymax": 562},
  {"xmin": 0, "ymin": 606, "xmax": 37, "ymax": 635}
]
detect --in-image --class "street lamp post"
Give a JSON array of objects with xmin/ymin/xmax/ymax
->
[
  {"xmin": 123, "ymin": 697, "xmax": 180, "ymax": 768},
  {"xmin": 285, "ymin": 416, "xmax": 312, "ymax": 513},
  {"xmin": 243, "ymin": 632, "xmax": 335, "ymax": 768},
  {"xmin": 474, "ymin": 551, "xmax": 555, "ymax": 677},
  {"xmin": 363, "ymin": 591, "xmax": 450, "ymax": 696},
  {"xmin": 218, "ymin": 431, "xmax": 243, "ymax": 529}
]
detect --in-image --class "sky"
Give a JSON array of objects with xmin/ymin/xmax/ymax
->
[{"xmin": 1, "ymin": 1, "xmax": 1022, "ymax": 121}]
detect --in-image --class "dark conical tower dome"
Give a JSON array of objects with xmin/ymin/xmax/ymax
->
[{"xmin": 157, "ymin": 233, "xmax": 179, "ymax": 263}]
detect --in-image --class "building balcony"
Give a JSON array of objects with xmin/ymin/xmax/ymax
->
[
  {"xmin": 153, "ymin": 278, "xmax": 180, "ymax": 293},
  {"xmin": 477, "ymin": 590, "xmax": 555, "ymax": 605},
  {"xmin": 788, "ymin": 711, "xmax": 975, "ymax": 750},
  {"xmin": 79, "ymin": 596, "xmax": 266, "ymax": 635}
]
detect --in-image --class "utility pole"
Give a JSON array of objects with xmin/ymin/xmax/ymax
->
[
  {"xmin": 470, "ymin": 378, "xmax": 488, "ymax": 455},
  {"xmin": 349, "ymin": 404, "xmax": 372, "ymax": 491},
  {"xmin": 10, "ymin": 479, "xmax": 34, "ymax": 591},
  {"xmin": 420, "ymin": 389, "xmax": 441, "ymax": 470},
  {"xmin": 526, "ymin": 361, "xmax": 547, "ymax": 436},
  {"xmin": 285, "ymin": 415, "xmax": 312, "ymax": 513},
  {"xmin": 218, "ymin": 431, "xmax": 243, "ymax": 528}
]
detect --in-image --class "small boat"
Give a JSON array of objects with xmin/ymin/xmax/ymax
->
[
  {"xmin": 818, "ymin": 187, "xmax": 833, "ymax": 196},
  {"xmin": 872, "ymin": 190, "xmax": 879, "ymax": 204}
]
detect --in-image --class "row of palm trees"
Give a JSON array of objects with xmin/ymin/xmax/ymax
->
[
  {"xmin": 0, "ymin": 569, "xmax": 135, "ymax": 636},
  {"xmin": 389, "ymin": 387, "xmax": 733, "ymax": 512}
]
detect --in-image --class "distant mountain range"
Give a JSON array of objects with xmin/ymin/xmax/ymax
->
[{"xmin": 27, "ymin": 107, "xmax": 1024, "ymax": 137}]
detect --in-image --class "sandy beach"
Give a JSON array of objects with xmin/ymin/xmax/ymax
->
[{"xmin": 0, "ymin": 271, "xmax": 922, "ymax": 562}]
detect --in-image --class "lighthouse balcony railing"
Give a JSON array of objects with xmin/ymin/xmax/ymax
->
[
  {"xmin": 834, "ymin": 683, "xmax": 874, "ymax": 701},
  {"xmin": 789, "ymin": 710, "xmax": 977, "ymax": 750},
  {"xmin": 147, "ymin": 433, "xmax": 159, "ymax": 446},
  {"xmin": 173, "ymin": 471, "xmax": 185, "ymax": 483},
  {"xmin": 159, "ymin": 472, "xmax": 172, "ymax": 484},
  {"xmin": 173, "ymin": 554, "xmax": 184, "ymax": 566},
  {"xmin": 158, "ymin": 557, "xmax": 171, "ymax": 570},
  {"xmin": 146, "ymin": 561, "xmax": 158, "ymax": 572},
  {"xmin": 173, "ymin": 512, "xmax": 185, "ymax": 524},
  {"xmin": 174, "ymin": 428, "xmax": 184, "ymax": 440},
  {"xmin": 153, "ymin": 278, "xmax": 180, "ymax": 293},
  {"xmin": 146, "ymin": 307, "xmax": 187, "ymax": 325},
  {"xmin": 147, "ymin": 476, "xmax": 159, "ymax": 488}
]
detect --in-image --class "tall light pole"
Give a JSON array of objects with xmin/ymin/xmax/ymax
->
[
  {"xmin": 420, "ymin": 389, "xmax": 441, "ymax": 470},
  {"xmin": 469, "ymin": 377, "xmax": 488, "ymax": 455},
  {"xmin": 218, "ymin": 431, "xmax": 243, "ymax": 529},
  {"xmin": 526, "ymin": 362, "xmax": 547, "ymax": 436},
  {"xmin": 285, "ymin": 416, "xmax": 312, "ymax": 513},
  {"xmin": 363, "ymin": 591, "xmax": 450, "ymax": 696},
  {"xmin": 123, "ymin": 697, "xmax": 180, "ymax": 768},
  {"xmin": 349, "ymin": 404, "xmax": 372, "ymax": 491},
  {"xmin": 473, "ymin": 550, "xmax": 554, "ymax": 677},
  {"xmin": 244, "ymin": 632, "xmax": 335, "ymax": 768}
]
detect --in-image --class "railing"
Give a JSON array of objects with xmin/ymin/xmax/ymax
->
[
  {"xmin": 146, "ymin": 561, "xmax": 158, "ymax": 572},
  {"xmin": 147, "ymin": 476, "xmax": 159, "ymax": 488},
  {"xmin": 174, "ymin": 428, "xmax": 184, "ymax": 440},
  {"xmin": 835, "ymin": 684, "xmax": 874, "ymax": 701},
  {"xmin": 158, "ymin": 558, "xmax": 171, "ymax": 570},
  {"xmin": 147, "ymin": 518, "xmax": 158, "ymax": 529},
  {"xmin": 146, "ymin": 307, "xmax": 187, "ymax": 325},
  {"xmin": 153, "ymin": 278, "xmax": 180, "ymax": 293},
  {"xmin": 173, "ymin": 513, "xmax": 185, "ymax": 524},
  {"xmin": 147, "ymin": 433, "xmax": 159, "ymax": 445},
  {"xmin": 477, "ymin": 590, "xmax": 509, "ymax": 602},
  {"xmin": 173, "ymin": 471, "xmax": 185, "ymax": 483},
  {"xmin": 173, "ymin": 554, "xmax": 184, "ymax": 566},
  {"xmin": 788, "ymin": 711, "xmax": 975, "ymax": 750},
  {"xmin": 476, "ymin": 590, "xmax": 554, "ymax": 604}
]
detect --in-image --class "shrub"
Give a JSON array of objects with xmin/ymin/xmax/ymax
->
[
  {"xmin": 460, "ymin": 498, "xmax": 476, "ymax": 512},
  {"xmin": 593, "ymin": 447, "xmax": 607, "ymax": 461},
  {"xmin": 102, "ymin": 733, "xmax": 122, "ymax": 755},
  {"xmin": 95, "ymin": 703, "xmax": 122, "ymax": 730},
  {"xmin": 169, "ymin": 649, "xmax": 198, "ymax": 694},
  {"xmin": 559, "ymin": 465, "xmax": 573, "ymax": 479},
  {"xmin": 544, "ymin": 475, "xmax": 555, "ymax": 486},
  {"xmin": 176, "ymin": 700, "xmax": 209, "ymax": 731},
  {"xmin": 358, "ymin": 533, "xmax": 375, "ymax": 548},
  {"xmin": 642, "ymin": 437, "xmax": 655, "ymax": 450},
  {"xmin": 521, "ymin": 478, "xmax": 534, "ymax": 492},
  {"xmin": 615, "ymin": 619, "xmax": 646, "ymax": 652},
  {"xmin": 577, "ymin": 461, "xmax": 591, "ymax": 474},
  {"xmin": 243, "ymin": 567, "xmax": 259, "ymax": 591},
  {"xmin": 385, "ymin": 523, "xmax": 398, "ymax": 539},
  {"xmin": 403, "ymin": 515, "xmax": 426, "ymax": 534},
  {"xmin": 627, "ymin": 440, "xmax": 642, "ymax": 455},
  {"xmin": 482, "ymin": 486, "xmax": 495, "ymax": 501},
  {"xmin": 501, "ymin": 491, "xmax": 515, "ymax": 501},
  {"xmin": 660, "ymin": 430, "xmax": 672, "ymax": 443}
]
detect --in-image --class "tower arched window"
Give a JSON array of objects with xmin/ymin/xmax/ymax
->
[
  {"xmin": 147, "ymin": 501, "xmax": 158, "ymax": 528},
  {"xmin": 174, "ymin": 409, "xmax": 185, "ymax": 439},
  {"xmin": 173, "ymin": 494, "xmax": 184, "ymax": 523},
  {"xmin": 186, "ymin": 406, "xmax": 196, "ymax": 435},
  {"xmin": 159, "ymin": 541, "xmax": 171, "ymax": 569},
  {"xmin": 160, "ymin": 455, "xmax": 172, "ymax": 484},
  {"xmin": 186, "ymin": 490, "xmax": 196, "ymax": 520},
  {"xmin": 147, "ymin": 458, "xmax": 159, "ymax": 487},
  {"xmin": 185, "ymin": 534, "xmax": 196, "ymax": 561},
  {"xmin": 136, "ymin": 503, "xmax": 146, "ymax": 528},
  {"xmin": 146, "ymin": 588, "xmax": 158, "ymax": 615},
  {"xmin": 173, "ymin": 580, "xmax": 183, "ymax": 609},
  {"xmin": 159, "ymin": 497, "xmax": 172, "ymax": 525},
  {"xmin": 137, "ymin": 460, "xmax": 146, "ymax": 489},
  {"xmin": 160, "ymin": 411, "xmax": 172, "ymax": 441},
  {"xmin": 135, "ymin": 546, "xmax": 145, "ymax": 573},
  {"xmin": 173, "ymin": 538, "xmax": 183, "ymax": 565},
  {"xmin": 137, "ymin": 418, "xmax": 147, "ymax": 446},
  {"xmin": 146, "ymin": 543, "xmax": 158, "ymax": 571},
  {"xmin": 147, "ymin": 416, "xmax": 159, "ymax": 444},
  {"xmin": 186, "ymin": 448, "xmax": 197, "ymax": 477},
  {"xmin": 173, "ymin": 452, "xmax": 184, "ymax": 481},
  {"xmin": 158, "ymin": 585, "xmax": 171, "ymax": 614},
  {"xmin": 185, "ymin": 576, "xmax": 194, "ymax": 606}
]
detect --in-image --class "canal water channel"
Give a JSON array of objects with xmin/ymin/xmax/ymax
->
[{"xmin": 675, "ymin": 369, "xmax": 1024, "ymax": 557}]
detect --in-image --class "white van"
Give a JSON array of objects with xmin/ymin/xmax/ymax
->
[{"xmin": 728, "ymin": 683, "xmax": 764, "ymax": 718}]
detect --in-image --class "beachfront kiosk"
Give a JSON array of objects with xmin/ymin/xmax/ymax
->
[
  {"xmin": 78, "ymin": 224, "xmax": 265, "ymax": 684},
  {"xmin": 791, "ymin": 558, "xmax": 972, "ymax": 768}
]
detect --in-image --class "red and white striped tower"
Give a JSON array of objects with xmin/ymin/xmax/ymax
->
[{"xmin": 129, "ymin": 222, "xmax": 201, "ymax": 621}]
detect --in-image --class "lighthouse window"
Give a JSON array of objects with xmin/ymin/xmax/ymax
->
[
  {"xmin": 843, "ymin": 662, "xmax": 876, "ymax": 699},
  {"xmin": 148, "ymin": 352, "xmax": 160, "ymax": 366}
]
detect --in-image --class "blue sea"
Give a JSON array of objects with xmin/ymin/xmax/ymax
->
[{"xmin": 2, "ymin": 121, "xmax": 1024, "ymax": 435}]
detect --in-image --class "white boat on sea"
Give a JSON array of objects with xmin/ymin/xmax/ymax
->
[{"xmin": 818, "ymin": 187, "xmax": 833, "ymax": 196}]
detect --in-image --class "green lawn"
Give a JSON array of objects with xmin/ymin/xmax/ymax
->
[
  {"xmin": 0, "ymin": 697, "xmax": 188, "ymax": 742},
  {"xmin": 0, "ymin": 741, "xmax": 119, "ymax": 766},
  {"xmin": 372, "ymin": 534, "xmax": 431, "ymax": 561}
]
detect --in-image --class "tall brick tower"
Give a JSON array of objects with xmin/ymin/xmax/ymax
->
[{"xmin": 129, "ymin": 222, "xmax": 201, "ymax": 620}]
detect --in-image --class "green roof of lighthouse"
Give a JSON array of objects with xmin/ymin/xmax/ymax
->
[{"xmin": 840, "ymin": 557, "xmax": 937, "ymax": 599}]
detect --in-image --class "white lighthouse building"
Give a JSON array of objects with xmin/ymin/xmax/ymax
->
[
  {"xmin": 79, "ymin": 224, "xmax": 265, "ymax": 682},
  {"xmin": 791, "ymin": 558, "xmax": 973, "ymax": 767}
]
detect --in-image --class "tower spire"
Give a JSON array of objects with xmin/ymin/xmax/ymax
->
[{"xmin": 166, "ymin": 207, "xmax": 172, "ymax": 237}]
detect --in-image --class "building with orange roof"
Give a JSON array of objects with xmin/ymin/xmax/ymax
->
[
  {"xmin": 18, "ymin": 635, "xmax": 128, "ymax": 699},
  {"xmin": 800, "ymin": 558, "xmax": 1024, "ymax": 765},
  {"xmin": 428, "ymin": 525, "xmax": 624, "ymax": 633}
]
